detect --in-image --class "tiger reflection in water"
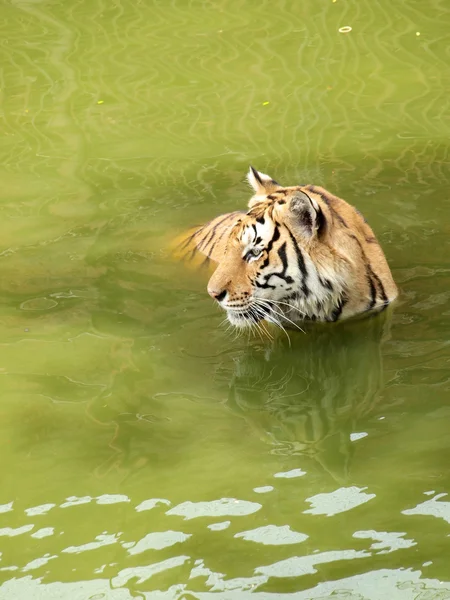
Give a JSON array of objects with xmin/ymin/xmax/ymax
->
[
  {"xmin": 86, "ymin": 313, "xmax": 392, "ymax": 484},
  {"xmin": 222, "ymin": 311, "xmax": 392, "ymax": 482}
]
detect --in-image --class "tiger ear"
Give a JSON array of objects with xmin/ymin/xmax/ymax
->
[
  {"xmin": 247, "ymin": 166, "xmax": 281, "ymax": 195},
  {"xmin": 289, "ymin": 191, "xmax": 324, "ymax": 238}
]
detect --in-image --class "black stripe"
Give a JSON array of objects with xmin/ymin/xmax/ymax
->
[
  {"xmin": 178, "ymin": 227, "xmax": 202, "ymax": 251},
  {"xmin": 197, "ymin": 215, "xmax": 231, "ymax": 251},
  {"xmin": 198, "ymin": 212, "xmax": 241, "ymax": 253},
  {"xmin": 206, "ymin": 223, "xmax": 235, "ymax": 259},
  {"xmin": 254, "ymin": 279, "xmax": 275, "ymax": 290},
  {"xmin": 367, "ymin": 275, "xmax": 377, "ymax": 310},
  {"xmin": 255, "ymin": 227, "xmax": 294, "ymax": 289},
  {"xmin": 316, "ymin": 206, "xmax": 326, "ymax": 237},
  {"xmin": 250, "ymin": 166, "xmax": 262, "ymax": 184},
  {"xmin": 329, "ymin": 295, "xmax": 348, "ymax": 322},
  {"xmin": 319, "ymin": 276, "xmax": 334, "ymax": 292},
  {"xmin": 370, "ymin": 269, "xmax": 388, "ymax": 304},
  {"xmin": 348, "ymin": 233, "xmax": 388, "ymax": 310},
  {"xmin": 196, "ymin": 229, "xmax": 214, "ymax": 251},
  {"xmin": 302, "ymin": 210, "xmax": 313, "ymax": 231},
  {"xmin": 277, "ymin": 242, "xmax": 288, "ymax": 271},
  {"xmin": 285, "ymin": 227, "xmax": 310, "ymax": 297},
  {"xmin": 275, "ymin": 242, "xmax": 294, "ymax": 284},
  {"xmin": 266, "ymin": 225, "xmax": 280, "ymax": 252},
  {"xmin": 258, "ymin": 225, "xmax": 280, "ymax": 268},
  {"xmin": 306, "ymin": 185, "xmax": 348, "ymax": 229}
]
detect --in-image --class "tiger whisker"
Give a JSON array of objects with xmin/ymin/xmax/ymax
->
[
  {"xmin": 221, "ymin": 318, "xmax": 235, "ymax": 340},
  {"xmin": 259, "ymin": 319, "xmax": 274, "ymax": 342},
  {"xmin": 269, "ymin": 307, "xmax": 306, "ymax": 335},
  {"xmin": 249, "ymin": 305, "xmax": 273, "ymax": 341},
  {"xmin": 220, "ymin": 313, "xmax": 242, "ymax": 342},
  {"xmin": 264, "ymin": 311, "xmax": 292, "ymax": 347},
  {"xmin": 233, "ymin": 323, "xmax": 244, "ymax": 342},
  {"xmin": 253, "ymin": 299, "xmax": 305, "ymax": 335},
  {"xmin": 254, "ymin": 316, "xmax": 273, "ymax": 342},
  {"xmin": 252, "ymin": 302, "xmax": 292, "ymax": 346},
  {"xmin": 249, "ymin": 318, "xmax": 262, "ymax": 343},
  {"xmin": 253, "ymin": 323, "xmax": 264, "ymax": 343},
  {"xmin": 261, "ymin": 298, "xmax": 307, "ymax": 317},
  {"xmin": 248, "ymin": 307, "xmax": 271, "ymax": 342}
]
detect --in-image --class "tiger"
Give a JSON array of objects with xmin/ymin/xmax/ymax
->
[{"xmin": 180, "ymin": 167, "xmax": 398, "ymax": 328}]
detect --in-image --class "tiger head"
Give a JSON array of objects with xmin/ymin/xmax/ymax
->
[{"xmin": 207, "ymin": 167, "xmax": 346, "ymax": 328}]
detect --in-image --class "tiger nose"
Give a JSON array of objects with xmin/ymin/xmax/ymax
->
[{"xmin": 208, "ymin": 287, "xmax": 227, "ymax": 302}]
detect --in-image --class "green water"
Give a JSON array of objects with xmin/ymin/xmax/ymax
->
[{"xmin": 1, "ymin": 0, "xmax": 450, "ymax": 597}]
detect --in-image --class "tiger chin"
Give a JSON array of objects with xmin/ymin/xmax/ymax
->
[{"xmin": 182, "ymin": 167, "xmax": 398, "ymax": 329}]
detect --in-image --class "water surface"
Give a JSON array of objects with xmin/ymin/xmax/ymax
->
[{"xmin": 1, "ymin": 0, "xmax": 450, "ymax": 597}]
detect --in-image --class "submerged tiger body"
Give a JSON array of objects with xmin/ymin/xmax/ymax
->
[{"xmin": 181, "ymin": 167, "xmax": 397, "ymax": 328}]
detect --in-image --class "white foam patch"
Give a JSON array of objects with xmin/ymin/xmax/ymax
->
[
  {"xmin": 0, "ymin": 502, "xmax": 13, "ymax": 514},
  {"xmin": 23, "ymin": 555, "xmax": 57, "ymax": 572},
  {"xmin": 353, "ymin": 530, "xmax": 416, "ymax": 554},
  {"xmin": 256, "ymin": 549, "xmax": 370, "ymax": 578},
  {"xmin": 304, "ymin": 486, "xmax": 376, "ymax": 517},
  {"xmin": 189, "ymin": 560, "xmax": 217, "ymax": 580},
  {"xmin": 0, "ymin": 524, "xmax": 34, "ymax": 537},
  {"xmin": 207, "ymin": 521, "xmax": 231, "ymax": 531},
  {"xmin": 62, "ymin": 533, "xmax": 117, "ymax": 554},
  {"xmin": 189, "ymin": 559, "xmax": 267, "ymax": 592},
  {"xmin": 166, "ymin": 498, "xmax": 261, "ymax": 520},
  {"xmin": 31, "ymin": 528, "xmax": 55, "ymax": 539},
  {"xmin": 235, "ymin": 525, "xmax": 308, "ymax": 546},
  {"xmin": 127, "ymin": 531, "xmax": 191, "ymax": 555},
  {"xmin": 403, "ymin": 493, "xmax": 450, "ymax": 524},
  {"xmin": 25, "ymin": 504, "xmax": 56, "ymax": 517},
  {"xmin": 0, "ymin": 567, "xmax": 449, "ymax": 599},
  {"xmin": 94, "ymin": 564, "xmax": 106, "ymax": 574},
  {"xmin": 96, "ymin": 494, "xmax": 130, "ymax": 505},
  {"xmin": 135, "ymin": 498, "xmax": 171, "ymax": 512},
  {"xmin": 112, "ymin": 556, "xmax": 189, "ymax": 587},
  {"xmin": 209, "ymin": 574, "xmax": 268, "ymax": 592},
  {"xmin": 60, "ymin": 496, "xmax": 92, "ymax": 508},
  {"xmin": 253, "ymin": 486, "xmax": 274, "ymax": 494},
  {"xmin": 350, "ymin": 432, "xmax": 368, "ymax": 441},
  {"xmin": 274, "ymin": 469, "xmax": 306, "ymax": 479}
]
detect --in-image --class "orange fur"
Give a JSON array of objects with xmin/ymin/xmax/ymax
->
[{"xmin": 176, "ymin": 168, "xmax": 397, "ymax": 326}]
